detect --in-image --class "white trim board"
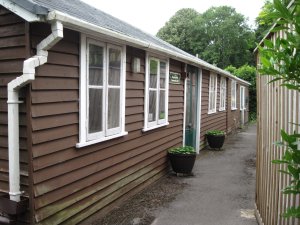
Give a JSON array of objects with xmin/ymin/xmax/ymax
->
[{"xmin": 0, "ymin": 0, "xmax": 43, "ymax": 22}]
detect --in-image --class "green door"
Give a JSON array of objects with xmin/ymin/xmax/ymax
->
[{"xmin": 185, "ymin": 67, "xmax": 198, "ymax": 148}]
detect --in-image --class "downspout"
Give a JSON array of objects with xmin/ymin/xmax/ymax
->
[{"xmin": 7, "ymin": 21, "xmax": 63, "ymax": 202}]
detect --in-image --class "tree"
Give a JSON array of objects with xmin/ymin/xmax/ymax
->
[
  {"xmin": 225, "ymin": 65, "xmax": 257, "ymax": 120},
  {"xmin": 255, "ymin": 0, "xmax": 274, "ymax": 42},
  {"xmin": 157, "ymin": 6, "xmax": 255, "ymax": 69},
  {"xmin": 194, "ymin": 6, "xmax": 255, "ymax": 68},
  {"xmin": 157, "ymin": 8, "xmax": 199, "ymax": 54},
  {"xmin": 255, "ymin": 0, "xmax": 290, "ymax": 42}
]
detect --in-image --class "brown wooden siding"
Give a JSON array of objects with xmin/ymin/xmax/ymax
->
[
  {"xmin": 226, "ymin": 79, "xmax": 241, "ymax": 134},
  {"xmin": 200, "ymin": 69, "xmax": 227, "ymax": 147},
  {"xmin": 29, "ymin": 23, "xmax": 184, "ymax": 224},
  {"xmin": 256, "ymin": 30, "xmax": 300, "ymax": 225},
  {"xmin": 0, "ymin": 6, "xmax": 29, "ymax": 195}
]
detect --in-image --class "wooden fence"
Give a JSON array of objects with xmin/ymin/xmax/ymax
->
[{"xmin": 256, "ymin": 31, "xmax": 300, "ymax": 225}]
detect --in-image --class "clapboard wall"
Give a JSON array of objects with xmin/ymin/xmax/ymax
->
[
  {"xmin": 200, "ymin": 69, "xmax": 227, "ymax": 146},
  {"xmin": 29, "ymin": 23, "xmax": 184, "ymax": 224}
]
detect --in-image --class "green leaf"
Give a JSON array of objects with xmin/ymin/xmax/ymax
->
[
  {"xmin": 281, "ymin": 83, "xmax": 299, "ymax": 90},
  {"xmin": 278, "ymin": 169, "xmax": 292, "ymax": 175},
  {"xmin": 283, "ymin": 150, "xmax": 293, "ymax": 161},
  {"xmin": 274, "ymin": 140, "xmax": 285, "ymax": 147},
  {"xmin": 274, "ymin": 0, "xmax": 292, "ymax": 20},
  {"xmin": 264, "ymin": 39, "xmax": 274, "ymax": 48},
  {"xmin": 261, "ymin": 56, "xmax": 272, "ymax": 68},
  {"xmin": 281, "ymin": 129, "xmax": 292, "ymax": 143},
  {"xmin": 287, "ymin": 165, "xmax": 299, "ymax": 179},
  {"xmin": 272, "ymin": 159, "xmax": 289, "ymax": 164},
  {"xmin": 268, "ymin": 77, "xmax": 282, "ymax": 84},
  {"xmin": 282, "ymin": 206, "xmax": 300, "ymax": 218},
  {"xmin": 282, "ymin": 189, "xmax": 300, "ymax": 195}
]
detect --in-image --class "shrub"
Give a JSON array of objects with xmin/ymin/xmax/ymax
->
[
  {"xmin": 206, "ymin": 130, "xmax": 225, "ymax": 136},
  {"xmin": 168, "ymin": 146, "xmax": 195, "ymax": 154}
]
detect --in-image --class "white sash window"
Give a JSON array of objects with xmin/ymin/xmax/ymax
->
[
  {"xmin": 77, "ymin": 35, "xmax": 127, "ymax": 148},
  {"xmin": 208, "ymin": 73, "xmax": 217, "ymax": 114},
  {"xmin": 219, "ymin": 77, "xmax": 226, "ymax": 111},
  {"xmin": 231, "ymin": 80, "xmax": 237, "ymax": 110},
  {"xmin": 143, "ymin": 53, "xmax": 169, "ymax": 131}
]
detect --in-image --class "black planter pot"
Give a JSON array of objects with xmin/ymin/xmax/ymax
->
[
  {"xmin": 206, "ymin": 134, "xmax": 225, "ymax": 149},
  {"xmin": 168, "ymin": 153, "xmax": 196, "ymax": 174}
]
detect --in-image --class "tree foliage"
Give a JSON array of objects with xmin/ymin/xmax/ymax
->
[
  {"xmin": 157, "ymin": 8, "xmax": 199, "ymax": 54},
  {"xmin": 258, "ymin": 0, "xmax": 300, "ymax": 91},
  {"xmin": 157, "ymin": 6, "xmax": 255, "ymax": 69},
  {"xmin": 255, "ymin": 0, "xmax": 291, "ymax": 42},
  {"xmin": 225, "ymin": 65, "xmax": 257, "ymax": 119}
]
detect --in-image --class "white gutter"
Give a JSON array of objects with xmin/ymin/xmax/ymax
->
[
  {"xmin": 47, "ymin": 10, "xmax": 250, "ymax": 86},
  {"xmin": 7, "ymin": 21, "xmax": 63, "ymax": 202}
]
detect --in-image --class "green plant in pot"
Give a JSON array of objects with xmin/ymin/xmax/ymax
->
[
  {"xmin": 168, "ymin": 146, "xmax": 196, "ymax": 174},
  {"xmin": 206, "ymin": 130, "xmax": 225, "ymax": 150}
]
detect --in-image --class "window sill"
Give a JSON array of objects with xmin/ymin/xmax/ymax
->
[
  {"xmin": 208, "ymin": 110, "xmax": 217, "ymax": 115},
  {"xmin": 219, "ymin": 108, "xmax": 226, "ymax": 112},
  {"xmin": 231, "ymin": 108, "xmax": 237, "ymax": 111},
  {"xmin": 76, "ymin": 131, "xmax": 128, "ymax": 148},
  {"xmin": 142, "ymin": 122, "xmax": 169, "ymax": 132}
]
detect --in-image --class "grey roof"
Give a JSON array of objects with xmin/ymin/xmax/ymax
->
[
  {"xmin": 9, "ymin": 0, "xmax": 250, "ymax": 85},
  {"xmin": 24, "ymin": 0, "xmax": 195, "ymax": 60}
]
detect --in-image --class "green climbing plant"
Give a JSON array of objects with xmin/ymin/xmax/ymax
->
[{"xmin": 258, "ymin": 0, "xmax": 300, "ymax": 219}]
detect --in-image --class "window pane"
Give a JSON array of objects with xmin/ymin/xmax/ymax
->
[
  {"xmin": 89, "ymin": 44, "xmax": 103, "ymax": 86},
  {"xmin": 148, "ymin": 90, "xmax": 156, "ymax": 122},
  {"xmin": 160, "ymin": 62, "xmax": 166, "ymax": 88},
  {"xmin": 108, "ymin": 48, "xmax": 121, "ymax": 86},
  {"xmin": 89, "ymin": 88, "xmax": 103, "ymax": 133},
  {"xmin": 107, "ymin": 88, "xmax": 120, "ymax": 129},
  {"xmin": 159, "ymin": 90, "xmax": 165, "ymax": 119},
  {"xmin": 149, "ymin": 60, "xmax": 158, "ymax": 88}
]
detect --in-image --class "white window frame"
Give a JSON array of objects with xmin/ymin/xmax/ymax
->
[
  {"xmin": 77, "ymin": 34, "xmax": 127, "ymax": 148},
  {"xmin": 143, "ymin": 53, "xmax": 169, "ymax": 132},
  {"xmin": 219, "ymin": 77, "xmax": 226, "ymax": 111},
  {"xmin": 208, "ymin": 73, "xmax": 217, "ymax": 114},
  {"xmin": 231, "ymin": 80, "xmax": 237, "ymax": 110},
  {"xmin": 240, "ymin": 86, "xmax": 246, "ymax": 110}
]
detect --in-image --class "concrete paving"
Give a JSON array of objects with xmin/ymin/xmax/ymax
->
[{"xmin": 152, "ymin": 124, "xmax": 257, "ymax": 225}]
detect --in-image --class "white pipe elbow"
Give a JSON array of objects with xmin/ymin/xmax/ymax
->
[{"xmin": 7, "ymin": 20, "xmax": 63, "ymax": 202}]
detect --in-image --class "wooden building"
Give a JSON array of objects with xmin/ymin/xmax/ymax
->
[
  {"xmin": 255, "ymin": 2, "xmax": 300, "ymax": 224},
  {"xmin": 0, "ymin": 0, "xmax": 249, "ymax": 224}
]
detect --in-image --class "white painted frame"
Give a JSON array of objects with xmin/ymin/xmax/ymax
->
[
  {"xmin": 208, "ymin": 73, "xmax": 217, "ymax": 114},
  {"xmin": 219, "ymin": 77, "xmax": 226, "ymax": 111},
  {"xmin": 143, "ymin": 53, "xmax": 169, "ymax": 132},
  {"xmin": 182, "ymin": 67, "xmax": 202, "ymax": 154},
  {"xmin": 240, "ymin": 86, "xmax": 246, "ymax": 110},
  {"xmin": 86, "ymin": 38, "xmax": 106, "ymax": 141},
  {"xmin": 231, "ymin": 80, "xmax": 237, "ymax": 110},
  {"xmin": 195, "ymin": 68, "xmax": 202, "ymax": 153},
  {"xmin": 77, "ymin": 34, "xmax": 127, "ymax": 148},
  {"xmin": 0, "ymin": 0, "xmax": 42, "ymax": 22},
  {"xmin": 106, "ymin": 44, "xmax": 123, "ymax": 136},
  {"xmin": 240, "ymin": 85, "xmax": 246, "ymax": 125}
]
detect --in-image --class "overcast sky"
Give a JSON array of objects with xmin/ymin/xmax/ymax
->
[{"xmin": 81, "ymin": 0, "xmax": 265, "ymax": 35}]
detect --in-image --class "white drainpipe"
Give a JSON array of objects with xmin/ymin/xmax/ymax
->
[{"xmin": 7, "ymin": 21, "xmax": 63, "ymax": 202}]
